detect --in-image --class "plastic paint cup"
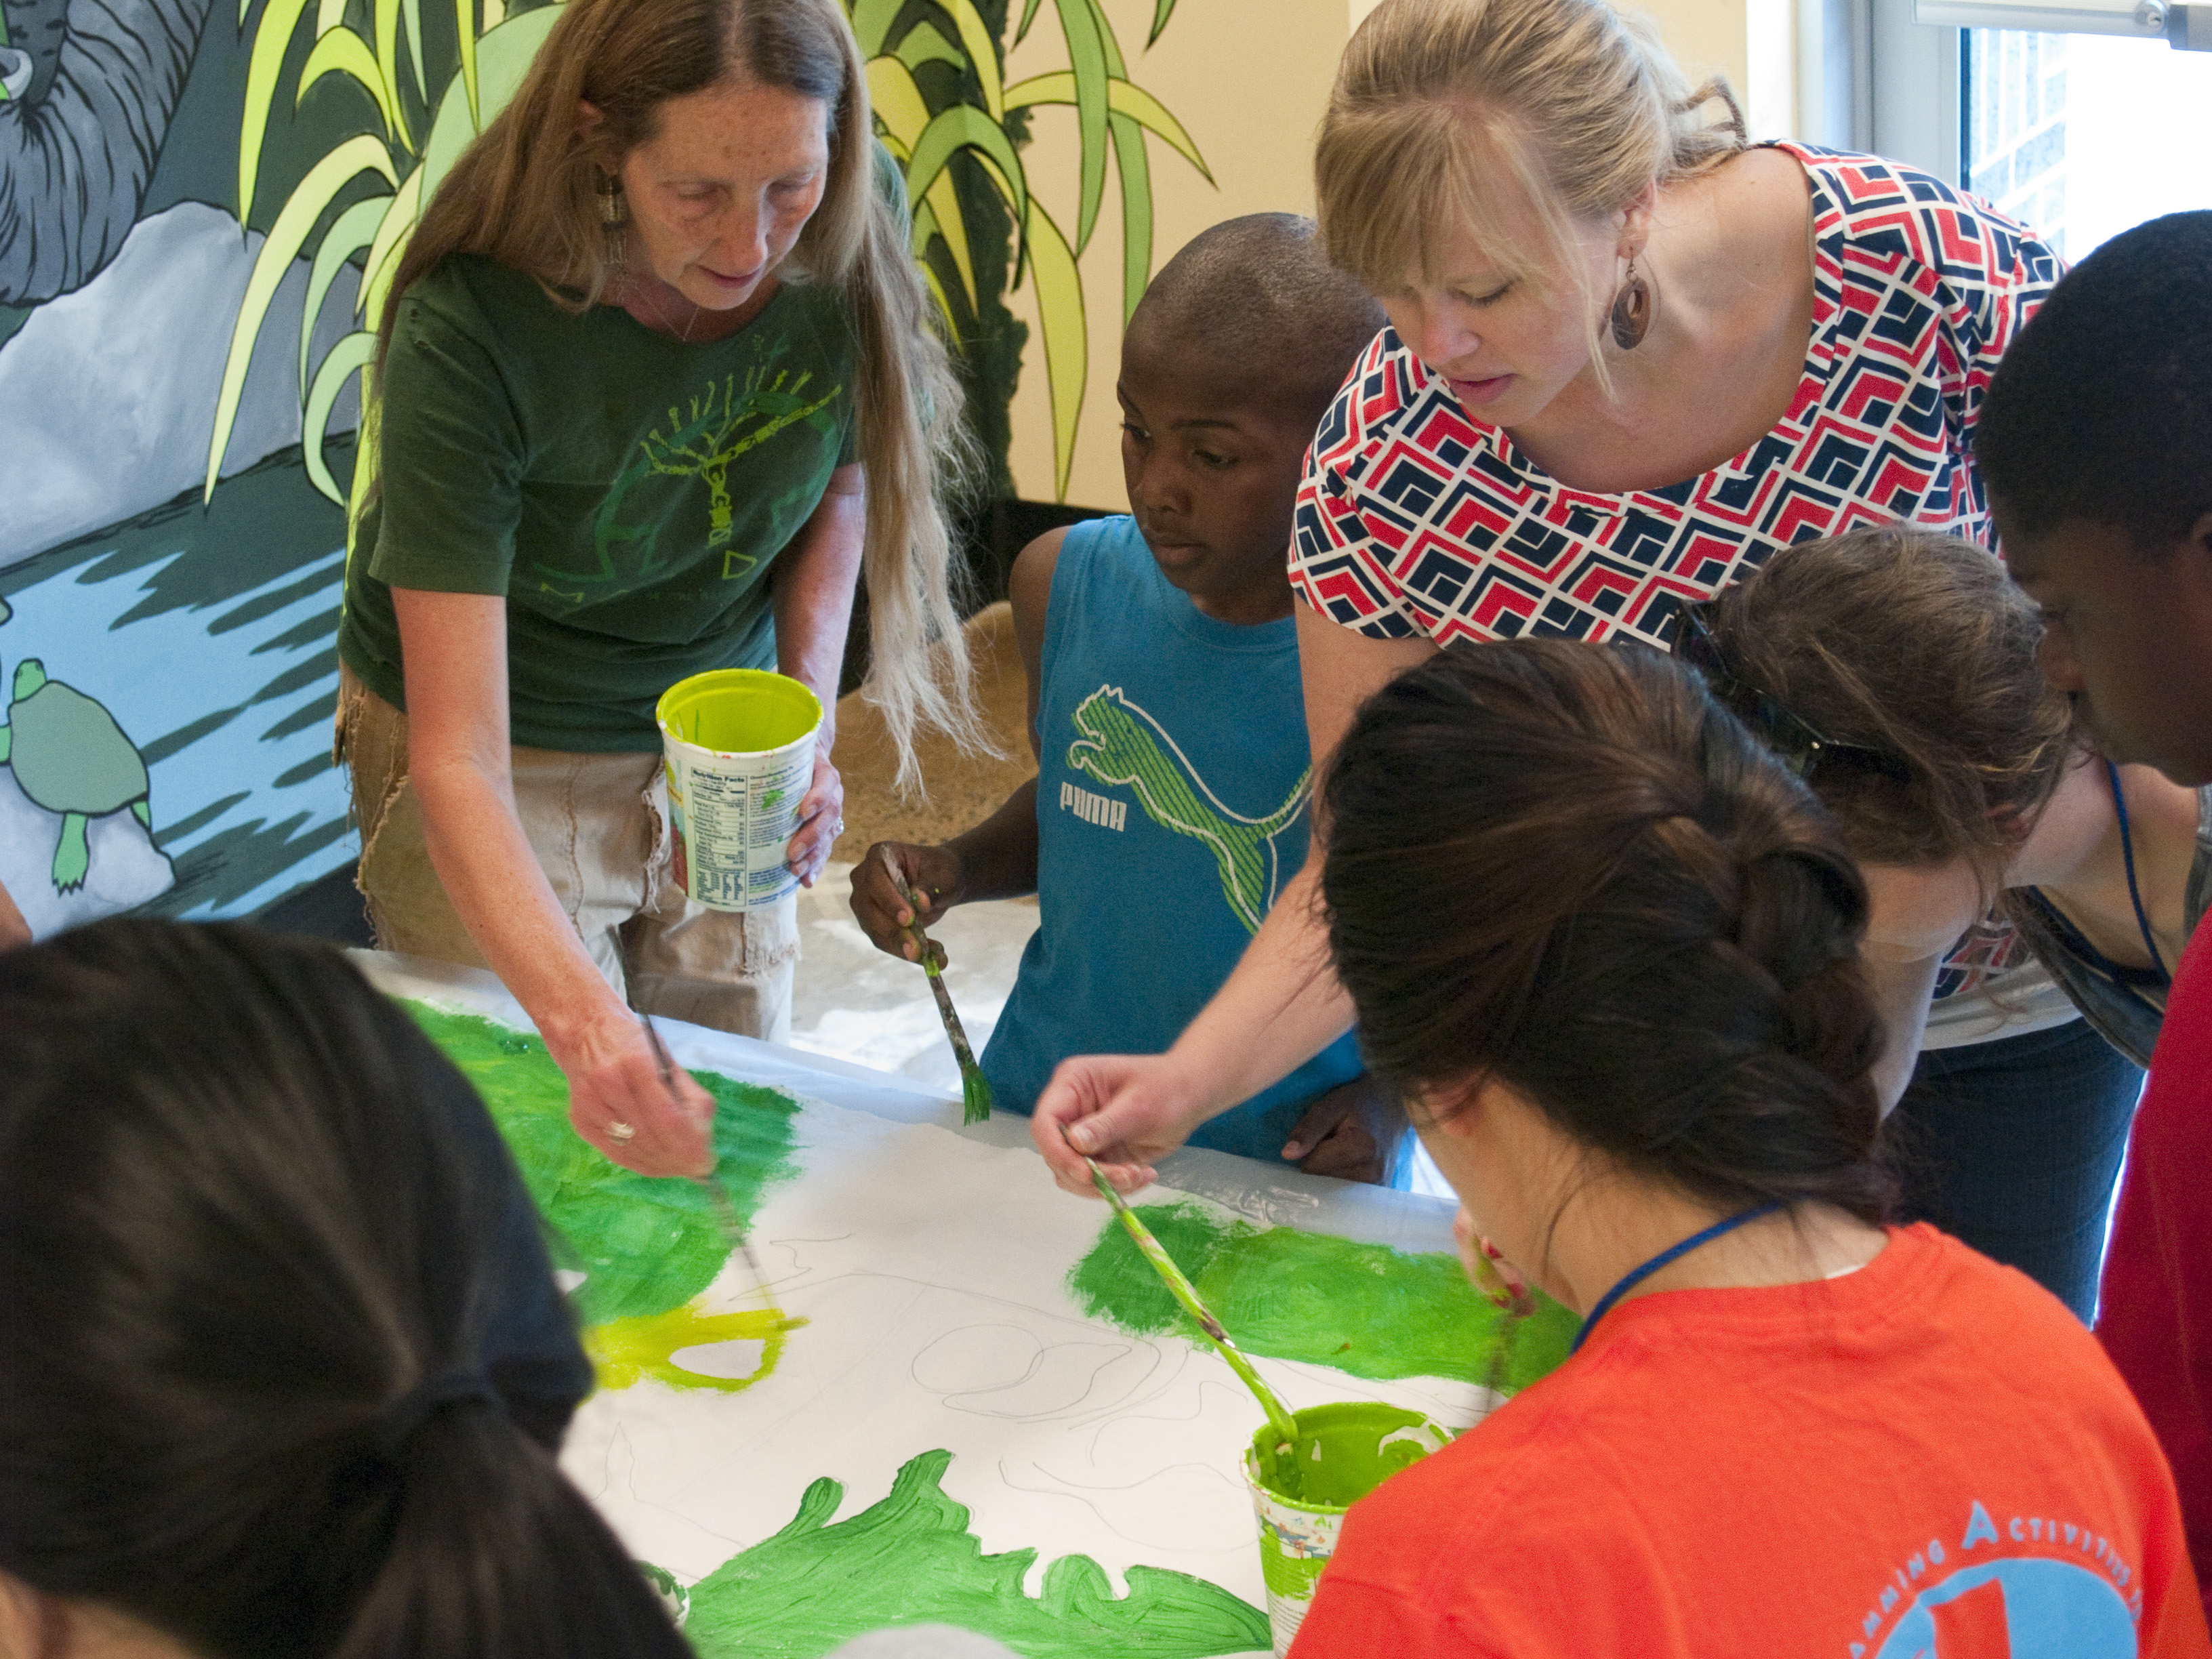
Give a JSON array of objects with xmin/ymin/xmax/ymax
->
[
  {"xmin": 655, "ymin": 670, "xmax": 823, "ymax": 913},
  {"xmin": 1242, "ymin": 1401, "xmax": 1452, "ymax": 1655}
]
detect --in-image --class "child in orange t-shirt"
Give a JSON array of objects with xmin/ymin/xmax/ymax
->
[{"xmin": 1293, "ymin": 640, "xmax": 2208, "ymax": 1657}]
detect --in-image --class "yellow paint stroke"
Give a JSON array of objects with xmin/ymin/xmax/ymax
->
[{"xmin": 586, "ymin": 1300, "xmax": 810, "ymax": 1393}]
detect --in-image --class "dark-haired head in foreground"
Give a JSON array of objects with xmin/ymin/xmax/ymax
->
[
  {"xmin": 1321, "ymin": 640, "xmax": 1893, "ymax": 1300},
  {"xmin": 0, "ymin": 919, "xmax": 688, "ymax": 1659},
  {"xmin": 1978, "ymin": 209, "xmax": 2212, "ymax": 785}
]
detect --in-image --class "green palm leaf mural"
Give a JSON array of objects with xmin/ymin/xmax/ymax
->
[{"xmin": 211, "ymin": 0, "xmax": 1210, "ymax": 510}]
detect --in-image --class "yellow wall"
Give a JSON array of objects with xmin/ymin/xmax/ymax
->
[
  {"xmin": 1004, "ymin": 0, "xmax": 1798, "ymax": 507},
  {"xmin": 1000, "ymin": 0, "xmax": 1347, "ymax": 508}
]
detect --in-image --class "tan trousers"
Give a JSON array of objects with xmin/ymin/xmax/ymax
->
[{"xmin": 335, "ymin": 665, "xmax": 797, "ymax": 1042}]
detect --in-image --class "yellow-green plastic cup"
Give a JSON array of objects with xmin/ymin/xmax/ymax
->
[
  {"xmin": 655, "ymin": 670, "xmax": 823, "ymax": 912},
  {"xmin": 1243, "ymin": 1401, "xmax": 1452, "ymax": 1655}
]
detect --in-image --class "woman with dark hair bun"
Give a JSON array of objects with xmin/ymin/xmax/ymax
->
[
  {"xmin": 1696, "ymin": 525, "xmax": 2209, "ymax": 1324},
  {"xmin": 0, "ymin": 919, "xmax": 686, "ymax": 1658},
  {"xmin": 0, "ymin": 919, "xmax": 1017, "ymax": 1659},
  {"xmin": 1290, "ymin": 642, "xmax": 2206, "ymax": 1655}
]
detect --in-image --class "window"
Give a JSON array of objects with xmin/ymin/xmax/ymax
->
[
  {"xmin": 1904, "ymin": 0, "xmax": 2212, "ymax": 257},
  {"xmin": 1964, "ymin": 26, "xmax": 2212, "ymax": 257}
]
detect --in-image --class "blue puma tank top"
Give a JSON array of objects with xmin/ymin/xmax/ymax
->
[{"xmin": 980, "ymin": 514, "xmax": 1366, "ymax": 1160}]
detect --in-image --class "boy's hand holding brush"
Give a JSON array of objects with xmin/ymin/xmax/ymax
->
[{"xmin": 855, "ymin": 844, "xmax": 996, "ymax": 1125}]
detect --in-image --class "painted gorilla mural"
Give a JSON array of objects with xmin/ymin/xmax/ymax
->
[{"xmin": 0, "ymin": 0, "xmax": 364, "ymax": 938}]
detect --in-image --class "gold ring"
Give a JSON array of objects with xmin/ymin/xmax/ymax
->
[{"xmin": 607, "ymin": 1120, "xmax": 636, "ymax": 1143}]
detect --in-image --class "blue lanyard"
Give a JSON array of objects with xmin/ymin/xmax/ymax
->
[
  {"xmin": 2108, "ymin": 759, "xmax": 2169, "ymax": 979},
  {"xmin": 1572, "ymin": 1201, "xmax": 1784, "ymax": 1354}
]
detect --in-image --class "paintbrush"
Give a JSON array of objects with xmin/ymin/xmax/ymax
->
[
  {"xmin": 1082, "ymin": 1152, "xmax": 1300, "ymax": 1456},
  {"xmin": 637, "ymin": 1010, "xmax": 790, "ymax": 1324},
  {"xmin": 878, "ymin": 845, "xmax": 993, "ymax": 1126}
]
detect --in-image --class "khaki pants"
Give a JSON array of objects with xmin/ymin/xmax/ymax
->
[{"xmin": 335, "ymin": 665, "xmax": 797, "ymax": 1042}]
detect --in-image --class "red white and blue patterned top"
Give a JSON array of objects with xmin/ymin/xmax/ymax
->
[{"xmin": 1287, "ymin": 142, "xmax": 2062, "ymax": 652}]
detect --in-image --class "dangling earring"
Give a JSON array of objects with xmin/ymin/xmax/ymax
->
[
  {"xmin": 596, "ymin": 169, "xmax": 628, "ymax": 275},
  {"xmin": 1609, "ymin": 251, "xmax": 1653, "ymax": 350}
]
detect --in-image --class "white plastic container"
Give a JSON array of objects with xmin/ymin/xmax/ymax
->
[{"xmin": 655, "ymin": 669, "xmax": 821, "ymax": 912}]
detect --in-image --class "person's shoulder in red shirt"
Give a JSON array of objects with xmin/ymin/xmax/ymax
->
[
  {"xmin": 1978, "ymin": 209, "xmax": 2212, "ymax": 1618},
  {"xmin": 1294, "ymin": 1225, "xmax": 2205, "ymax": 1657}
]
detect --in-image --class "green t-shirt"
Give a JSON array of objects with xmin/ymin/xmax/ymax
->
[{"xmin": 338, "ymin": 253, "xmax": 859, "ymax": 752}]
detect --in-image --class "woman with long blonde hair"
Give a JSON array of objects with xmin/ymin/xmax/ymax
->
[
  {"xmin": 335, "ymin": 0, "xmax": 983, "ymax": 1176},
  {"xmin": 1031, "ymin": 0, "xmax": 2090, "ymax": 1304}
]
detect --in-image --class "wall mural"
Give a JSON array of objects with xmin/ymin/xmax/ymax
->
[{"xmin": 0, "ymin": 0, "xmax": 1207, "ymax": 937}]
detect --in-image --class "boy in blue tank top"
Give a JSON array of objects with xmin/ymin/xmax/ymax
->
[{"xmin": 851, "ymin": 215, "xmax": 1399, "ymax": 1177}]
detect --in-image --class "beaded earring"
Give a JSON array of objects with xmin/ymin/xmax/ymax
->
[{"xmin": 596, "ymin": 169, "xmax": 628, "ymax": 274}]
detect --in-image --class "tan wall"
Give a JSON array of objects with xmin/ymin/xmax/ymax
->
[{"xmin": 1004, "ymin": 0, "xmax": 1797, "ymax": 506}]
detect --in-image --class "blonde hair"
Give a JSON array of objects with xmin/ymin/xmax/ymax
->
[
  {"xmin": 380, "ymin": 0, "xmax": 983, "ymax": 787},
  {"xmin": 1316, "ymin": 0, "xmax": 1746, "ymax": 375}
]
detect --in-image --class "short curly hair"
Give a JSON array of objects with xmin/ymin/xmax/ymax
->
[{"xmin": 1978, "ymin": 210, "xmax": 2212, "ymax": 555}]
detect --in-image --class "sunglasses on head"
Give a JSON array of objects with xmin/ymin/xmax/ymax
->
[{"xmin": 1670, "ymin": 601, "xmax": 1916, "ymax": 790}]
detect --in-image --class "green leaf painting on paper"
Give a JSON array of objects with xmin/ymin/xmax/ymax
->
[
  {"xmin": 406, "ymin": 1004, "xmax": 805, "ymax": 1393},
  {"xmin": 684, "ymin": 1449, "xmax": 1271, "ymax": 1658},
  {"xmin": 1069, "ymin": 1200, "xmax": 1581, "ymax": 1394},
  {"xmin": 216, "ymin": 0, "xmax": 1212, "ymax": 510}
]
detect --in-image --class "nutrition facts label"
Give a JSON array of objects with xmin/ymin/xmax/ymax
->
[{"xmin": 668, "ymin": 744, "xmax": 813, "ymax": 911}]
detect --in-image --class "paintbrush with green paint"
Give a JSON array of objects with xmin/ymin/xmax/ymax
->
[
  {"xmin": 637, "ymin": 1010, "xmax": 797, "ymax": 1330},
  {"xmin": 878, "ymin": 845, "xmax": 992, "ymax": 1125},
  {"xmin": 1082, "ymin": 1152, "xmax": 1300, "ymax": 1459}
]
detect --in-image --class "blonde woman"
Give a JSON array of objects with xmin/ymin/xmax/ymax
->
[
  {"xmin": 1034, "ymin": 0, "xmax": 2066, "ymax": 1202},
  {"xmin": 336, "ymin": 0, "xmax": 979, "ymax": 1176}
]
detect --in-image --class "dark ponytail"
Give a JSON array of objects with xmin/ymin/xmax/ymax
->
[
  {"xmin": 0, "ymin": 920, "xmax": 691, "ymax": 1659},
  {"xmin": 1320, "ymin": 641, "xmax": 1894, "ymax": 1223}
]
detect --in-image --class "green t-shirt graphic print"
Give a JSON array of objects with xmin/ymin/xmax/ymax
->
[{"xmin": 339, "ymin": 254, "xmax": 857, "ymax": 752}]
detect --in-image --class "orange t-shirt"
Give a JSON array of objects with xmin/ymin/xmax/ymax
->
[{"xmin": 1291, "ymin": 1225, "xmax": 2209, "ymax": 1658}]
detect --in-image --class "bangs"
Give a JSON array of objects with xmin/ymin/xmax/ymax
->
[{"xmin": 1317, "ymin": 99, "xmax": 1582, "ymax": 301}]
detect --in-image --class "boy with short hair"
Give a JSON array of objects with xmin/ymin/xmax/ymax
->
[
  {"xmin": 1978, "ymin": 207, "xmax": 2212, "ymax": 1616},
  {"xmin": 851, "ymin": 214, "xmax": 1397, "ymax": 1176}
]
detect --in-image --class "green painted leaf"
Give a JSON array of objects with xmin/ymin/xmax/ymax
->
[
  {"xmin": 892, "ymin": 18, "xmax": 962, "ymax": 73},
  {"xmin": 1005, "ymin": 73, "xmax": 1210, "ymax": 183},
  {"xmin": 405, "ymin": 1005, "xmax": 804, "ymax": 1327},
  {"xmin": 1049, "ymin": 0, "xmax": 1110, "ymax": 253},
  {"xmin": 302, "ymin": 330, "xmax": 378, "ymax": 504},
  {"xmin": 455, "ymin": 0, "xmax": 478, "ymax": 124},
  {"xmin": 373, "ymin": 0, "xmax": 414, "ymax": 149},
  {"xmin": 301, "ymin": 194, "xmax": 388, "ymax": 396},
  {"xmin": 358, "ymin": 165, "xmax": 425, "ymax": 325},
  {"xmin": 922, "ymin": 167, "xmax": 979, "ymax": 310},
  {"xmin": 904, "ymin": 103, "xmax": 1028, "ymax": 245},
  {"xmin": 295, "ymin": 26, "xmax": 398, "ymax": 138},
  {"xmin": 918, "ymin": 247, "xmax": 958, "ymax": 336},
  {"xmin": 847, "ymin": 0, "xmax": 901, "ymax": 56},
  {"xmin": 684, "ymin": 1449, "xmax": 1269, "ymax": 1658},
  {"xmin": 401, "ymin": 0, "xmax": 428, "ymax": 108},
  {"xmin": 238, "ymin": 0, "xmax": 317, "ymax": 220},
  {"xmin": 938, "ymin": 0, "xmax": 1006, "ymax": 120},
  {"xmin": 314, "ymin": 0, "xmax": 345, "ymax": 30},
  {"xmin": 418, "ymin": 3, "xmax": 560, "ymax": 208},
  {"xmin": 1023, "ymin": 197, "xmax": 1085, "ymax": 502},
  {"xmin": 1015, "ymin": 0, "xmax": 1042, "ymax": 46},
  {"xmin": 1105, "ymin": 77, "xmax": 1210, "ymax": 179},
  {"xmin": 864, "ymin": 54, "xmax": 930, "ymax": 153},
  {"xmin": 209, "ymin": 134, "xmax": 401, "ymax": 500},
  {"xmin": 1147, "ymin": 0, "xmax": 1177, "ymax": 47},
  {"xmin": 1069, "ymin": 1200, "xmax": 1581, "ymax": 1393},
  {"xmin": 1002, "ymin": 67, "xmax": 1072, "ymax": 108},
  {"xmin": 1109, "ymin": 110, "xmax": 1150, "ymax": 326}
]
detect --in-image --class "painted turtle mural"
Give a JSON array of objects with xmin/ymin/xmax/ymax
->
[{"xmin": 0, "ymin": 659, "xmax": 155, "ymax": 893}]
